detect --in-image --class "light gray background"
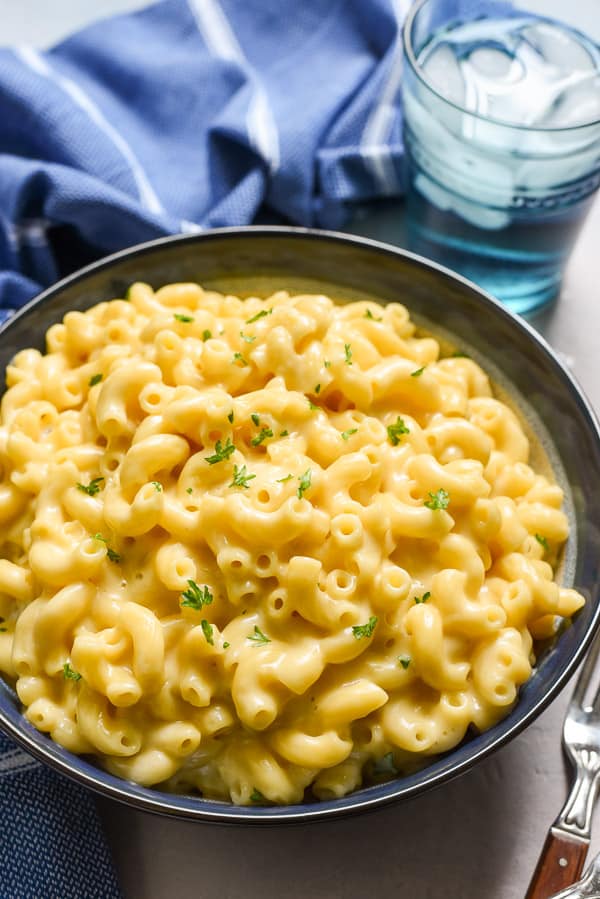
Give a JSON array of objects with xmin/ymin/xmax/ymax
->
[{"xmin": 1, "ymin": 3, "xmax": 599, "ymax": 897}]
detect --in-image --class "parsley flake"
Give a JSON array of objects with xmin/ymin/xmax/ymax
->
[
  {"xmin": 223, "ymin": 641, "xmax": 230, "ymax": 649},
  {"xmin": 251, "ymin": 427, "xmax": 273, "ymax": 447},
  {"xmin": 280, "ymin": 429, "xmax": 289, "ymax": 437},
  {"xmin": 232, "ymin": 352, "xmax": 248, "ymax": 367},
  {"xmin": 88, "ymin": 373, "xmax": 103, "ymax": 387},
  {"xmin": 344, "ymin": 343, "xmax": 353, "ymax": 365},
  {"xmin": 297, "ymin": 468, "xmax": 312, "ymax": 499},
  {"xmin": 535, "ymin": 533, "xmax": 549, "ymax": 553},
  {"xmin": 202, "ymin": 329, "xmax": 212, "ymax": 341},
  {"xmin": 240, "ymin": 331, "xmax": 256, "ymax": 343},
  {"xmin": 0, "ymin": 627, "xmax": 6, "ymax": 633},
  {"xmin": 186, "ymin": 487, "xmax": 193, "ymax": 495},
  {"xmin": 250, "ymin": 788, "xmax": 266, "ymax": 803},
  {"xmin": 373, "ymin": 752, "xmax": 398, "ymax": 776},
  {"xmin": 201, "ymin": 619, "xmax": 214, "ymax": 646},
  {"xmin": 76, "ymin": 476, "xmax": 104, "ymax": 497},
  {"xmin": 399, "ymin": 655, "xmax": 411, "ymax": 669},
  {"xmin": 452, "ymin": 350, "xmax": 469, "ymax": 358},
  {"xmin": 251, "ymin": 413, "xmax": 260, "ymax": 426},
  {"xmin": 246, "ymin": 309, "xmax": 272, "ymax": 324},
  {"xmin": 414, "ymin": 591, "xmax": 431, "ymax": 605},
  {"xmin": 307, "ymin": 399, "xmax": 319, "ymax": 411},
  {"xmin": 248, "ymin": 625, "xmax": 271, "ymax": 646},
  {"xmin": 364, "ymin": 309, "xmax": 383, "ymax": 322},
  {"xmin": 424, "ymin": 489, "xmax": 450, "ymax": 511},
  {"xmin": 150, "ymin": 481, "xmax": 162, "ymax": 492},
  {"xmin": 229, "ymin": 464, "xmax": 256, "ymax": 489},
  {"xmin": 107, "ymin": 547, "xmax": 122, "ymax": 564},
  {"xmin": 324, "ymin": 360, "xmax": 331, "ymax": 369},
  {"xmin": 387, "ymin": 417, "xmax": 410, "ymax": 446},
  {"xmin": 277, "ymin": 474, "xmax": 293, "ymax": 483},
  {"xmin": 411, "ymin": 366, "xmax": 425, "ymax": 377},
  {"xmin": 181, "ymin": 580, "xmax": 213, "ymax": 611},
  {"xmin": 174, "ymin": 313, "xmax": 194, "ymax": 323},
  {"xmin": 227, "ymin": 411, "xmax": 234, "ymax": 424},
  {"xmin": 315, "ymin": 384, "xmax": 321, "ymax": 394},
  {"xmin": 341, "ymin": 428, "xmax": 358, "ymax": 441},
  {"xmin": 62, "ymin": 662, "xmax": 82, "ymax": 681},
  {"xmin": 205, "ymin": 437, "xmax": 236, "ymax": 465},
  {"xmin": 352, "ymin": 616, "xmax": 378, "ymax": 639}
]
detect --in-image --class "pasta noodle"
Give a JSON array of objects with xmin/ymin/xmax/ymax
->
[{"xmin": 0, "ymin": 282, "xmax": 584, "ymax": 805}]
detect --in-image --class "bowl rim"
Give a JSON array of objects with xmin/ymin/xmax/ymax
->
[{"xmin": 1, "ymin": 224, "xmax": 599, "ymax": 824}]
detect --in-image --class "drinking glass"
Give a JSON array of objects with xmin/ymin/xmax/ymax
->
[{"xmin": 402, "ymin": 0, "xmax": 600, "ymax": 315}]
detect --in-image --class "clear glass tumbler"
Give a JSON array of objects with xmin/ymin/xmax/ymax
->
[{"xmin": 402, "ymin": 0, "xmax": 600, "ymax": 315}]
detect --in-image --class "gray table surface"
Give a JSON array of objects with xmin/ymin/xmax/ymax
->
[{"xmin": 2, "ymin": 3, "xmax": 599, "ymax": 897}]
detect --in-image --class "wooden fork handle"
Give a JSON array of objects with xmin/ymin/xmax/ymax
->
[{"xmin": 525, "ymin": 828, "xmax": 589, "ymax": 899}]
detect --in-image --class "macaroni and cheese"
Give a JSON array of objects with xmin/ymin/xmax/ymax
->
[{"xmin": 0, "ymin": 282, "xmax": 584, "ymax": 804}]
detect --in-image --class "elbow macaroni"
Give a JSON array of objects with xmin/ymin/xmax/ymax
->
[{"xmin": 0, "ymin": 282, "xmax": 584, "ymax": 804}]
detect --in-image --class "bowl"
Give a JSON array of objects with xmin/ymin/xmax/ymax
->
[{"xmin": 0, "ymin": 226, "xmax": 599, "ymax": 824}]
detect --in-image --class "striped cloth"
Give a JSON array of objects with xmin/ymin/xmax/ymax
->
[
  {"xmin": 0, "ymin": 731, "xmax": 121, "ymax": 898},
  {"xmin": 0, "ymin": 0, "xmax": 410, "ymax": 317}
]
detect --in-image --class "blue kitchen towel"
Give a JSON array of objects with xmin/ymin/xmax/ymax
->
[
  {"xmin": 0, "ymin": 0, "xmax": 413, "ymax": 315},
  {"xmin": 0, "ymin": 731, "xmax": 121, "ymax": 898}
]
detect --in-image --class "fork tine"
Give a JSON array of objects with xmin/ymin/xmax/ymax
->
[{"xmin": 570, "ymin": 628, "xmax": 600, "ymax": 710}]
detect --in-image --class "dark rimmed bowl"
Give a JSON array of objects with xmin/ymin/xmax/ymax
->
[{"xmin": 0, "ymin": 227, "xmax": 599, "ymax": 824}]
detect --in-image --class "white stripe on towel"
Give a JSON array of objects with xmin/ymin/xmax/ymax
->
[
  {"xmin": 186, "ymin": 0, "xmax": 280, "ymax": 172},
  {"xmin": 15, "ymin": 45, "xmax": 165, "ymax": 216}
]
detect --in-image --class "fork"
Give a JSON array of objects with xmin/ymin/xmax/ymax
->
[{"xmin": 526, "ymin": 631, "xmax": 600, "ymax": 899}]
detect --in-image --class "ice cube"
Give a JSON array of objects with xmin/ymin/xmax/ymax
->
[
  {"xmin": 421, "ymin": 42, "xmax": 466, "ymax": 106},
  {"xmin": 521, "ymin": 21, "xmax": 600, "ymax": 76}
]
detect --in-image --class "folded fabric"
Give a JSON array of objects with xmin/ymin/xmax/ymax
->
[
  {"xmin": 0, "ymin": 731, "xmax": 121, "ymax": 899},
  {"xmin": 0, "ymin": 0, "xmax": 410, "ymax": 313}
]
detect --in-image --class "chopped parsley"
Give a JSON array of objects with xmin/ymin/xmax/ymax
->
[
  {"xmin": 201, "ymin": 619, "xmax": 214, "ymax": 646},
  {"xmin": 248, "ymin": 625, "xmax": 271, "ymax": 645},
  {"xmin": 76, "ymin": 476, "xmax": 104, "ymax": 497},
  {"xmin": 424, "ymin": 488, "xmax": 450, "ymax": 511},
  {"xmin": 341, "ymin": 428, "xmax": 358, "ymax": 441},
  {"xmin": 240, "ymin": 331, "xmax": 256, "ymax": 343},
  {"xmin": 411, "ymin": 366, "xmax": 425, "ymax": 377},
  {"xmin": 352, "ymin": 616, "xmax": 378, "ymax": 639},
  {"xmin": 387, "ymin": 416, "xmax": 410, "ymax": 446},
  {"xmin": 0, "ymin": 627, "xmax": 6, "ymax": 633},
  {"xmin": 202, "ymin": 329, "xmax": 212, "ymax": 341},
  {"xmin": 251, "ymin": 427, "xmax": 273, "ymax": 447},
  {"xmin": 250, "ymin": 788, "xmax": 266, "ymax": 803},
  {"xmin": 372, "ymin": 752, "xmax": 398, "ymax": 776},
  {"xmin": 279, "ymin": 429, "xmax": 289, "ymax": 437},
  {"xmin": 251, "ymin": 413, "xmax": 260, "ymax": 426},
  {"xmin": 92, "ymin": 534, "xmax": 122, "ymax": 563},
  {"xmin": 399, "ymin": 655, "xmax": 411, "ymax": 670},
  {"xmin": 277, "ymin": 474, "xmax": 293, "ymax": 483},
  {"xmin": 314, "ymin": 384, "xmax": 321, "ymax": 394},
  {"xmin": 181, "ymin": 580, "xmax": 213, "ymax": 611},
  {"xmin": 205, "ymin": 437, "xmax": 236, "ymax": 465},
  {"xmin": 229, "ymin": 464, "xmax": 256, "ymax": 489},
  {"xmin": 344, "ymin": 343, "xmax": 353, "ymax": 365},
  {"xmin": 174, "ymin": 313, "xmax": 194, "ymax": 323},
  {"xmin": 62, "ymin": 662, "xmax": 82, "ymax": 681},
  {"xmin": 227, "ymin": 410, "xmax": 234, "ymax": 423},
  {"xmin": 150, "ymin": 481, "xmax": 162, "ymax": 492},
  {"xmin": 452, "ymin": 350, "xmax": 469, "ymax": 358},
  {"xmin": 297, "ymin": 468, "xmax": 312, "ymax": 500},
  {"xmin": 88, "ymin": 373, "xmax": 103, "ymax": 387},
  {"xmin": 223, "ymin": 641, "xmax": 230, "ymax": 649},
  {"xmin": 307, "ymin": 399, "xmax": 319, "ymax": 411},
  {"xmin": 364, "ymin": 309, "xmax": 383, "ymax": 322},
  {"xmin": 186, "ymin": 487, "xmax": 193, "ymax": 495},
  {"xmin": 246, "ymin": 309, "xmax": 272, "ymax": 324},
  {"xmin": 535, "ymin": 533, "xmax": 549, "ymax": 553},
  {"xmin": 414, "ymin": 591, "xmax": 431, "ymax": 605},
  {"xmin": 232, "ymin": 352, "xmax": 248, "ymax": 367},
  {"xmin": 324, "ymin": 360, "xmax": 331, "ymax": 369}
]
